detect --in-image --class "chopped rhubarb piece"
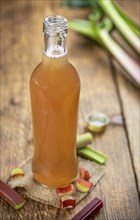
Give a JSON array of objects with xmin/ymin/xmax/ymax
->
[
  {"xmin": 56, "ymin": 184, "xmax": 74, "ymax": 196},
  {"xmin": 11, "ymin": 167, "xmax": 25, "ymax": 178},
  {"xmin": 0, "ymin": 180, "xmax": 25, "ymax": 210},
  {"xmin": 76, "ymin": 177, "xmax": 93, "ymax": 193},
  {"xmin": 71, "ymin": 197, "xmax": 103, "ymax": 220},
  {"xmin": 77, "ymin": 146, "xmax": 107, "ymax": 164},
  {"xmin": 76, "ymin": 133, "xmax": 93, "ymax": 148},
  {"xmin": 60, "ymin": 195, "xmax": 75, "ymax": 209},
  {"xmin": 79, "ymin": 168, "xmax": 91, "ymax": 181}
]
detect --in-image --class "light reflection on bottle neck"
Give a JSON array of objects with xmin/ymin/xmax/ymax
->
[{"xmin": 43, "ymin": 16, "xmax": 68, "ymax": 58}]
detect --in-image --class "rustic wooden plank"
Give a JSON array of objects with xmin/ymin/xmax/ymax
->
[
  {"xmin": 116, "ymin": 72, "xmax": 140, "ymax": 192},
  {"xmin": 0, "ymin": 1, "xmax": 58, "ymax": 219},
  {"xmin": 0, "ymin": 1, "xmax": 140, "ymax": 220},
  {"xmin": 113, "ymin": 0, "xmax": 140, "ymax": 193}
]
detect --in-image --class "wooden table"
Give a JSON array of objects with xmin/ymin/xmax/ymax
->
[{"xmin": 0, "ymin": 1, "xmax": 139, "ymax": 219}]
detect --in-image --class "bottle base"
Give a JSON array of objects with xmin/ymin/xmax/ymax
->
[{"xmin": 33, "ymin": 174, "xmax": 77, "ymax": 189}]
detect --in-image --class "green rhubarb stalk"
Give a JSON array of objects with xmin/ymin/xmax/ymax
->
[
  {"xmin": 98, "ymin": 0, "xmax": 140, "ymax": 53},
  {"xmin": 77, "ymin": 133, "xmax": 93, "ymax": 148},
  {"xmin": 113, "ymin": 1, "xmax": 140, "ymax": 37},
  {"xmin": 61, "ymin": 0, "xmax": 140, "ymax": 38},
  {"xmin": 77, "ymin": 146, "xmax": 107, "ymax": 165},
  {"xmin": 69, "ymin": 20, "xmax": 97, "ymax": 40},
  {"xmin": 98, "ymin": 25, "xmax": 140, "ymax": 86},
  {"xmin": 69, "ymin": 19, "xmax": 140, "ymax": 87}
]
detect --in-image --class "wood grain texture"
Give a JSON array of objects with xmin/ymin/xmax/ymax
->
[
  {"xmin": 0, "ymin": 1, "xmax": 140, "ymax": 220},
  {"xmin": 116, "ymin": 71, "xmax": 140, "ymax": 193},
  {"xmin": 113, "ymin": 0, "xmax": 140, "ymax": 194}
]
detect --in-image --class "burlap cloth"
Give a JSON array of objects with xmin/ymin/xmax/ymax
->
[{"xmin": 8, "ymin": 156, "xmax": 105, "ymax": 208}]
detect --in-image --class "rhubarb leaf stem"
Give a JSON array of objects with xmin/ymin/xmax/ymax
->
[
  {"xmin": 98, "ymin": 0, "xmax": 140, "ymax": 53},
  {"xmin": 98, "ymin": 29, "xmax": 140, "ymax": 86},
  {"xmin": 68, "ymin": 20, "xmax": 98, "ymax": 40},
  {"xmin": 113, "ymin": 1, "xmax": 140, "ymax": 37}
]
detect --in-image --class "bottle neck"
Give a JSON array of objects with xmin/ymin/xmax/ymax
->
[{"xmin": 43, "ymin": 32, "xmax": 67, "ymax": 58}]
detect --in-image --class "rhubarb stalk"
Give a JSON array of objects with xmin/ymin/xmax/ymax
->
[
  {"xmin": 98, "ymin": 0, "xmax": 140, "ymax": 53},
  {"xmin": 69, "ymin": 19, "xmax": 140, "ymax": 87},
  {"xmin": 98, "ymin": 28, "xmax": 140, "ymax": 86},
  {"xmin": 113, "ymin": 1, "xmax": 140, "ymax": 37}
]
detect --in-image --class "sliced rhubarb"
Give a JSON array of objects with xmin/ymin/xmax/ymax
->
[
  {"xmin": 60, "ymin": 195, "xmax": 75, "ymax": 209},
  {"xmin": 56, "ymin": 184, "xmax": 74, "ymax": 196},
  {"xmin": 76, "ymin": 133, "xmax": 93, "ymax": 148},
  {"xmin": 79, "ymin": 168, "xmax": 91, "ymax": 181},
  {"xmin": 10, "ymin": 167, "xmax": 25, "ymax": 178},
  {"xmin": 76, "ymin": 177, "xmax": 93, "ymax": 193}
]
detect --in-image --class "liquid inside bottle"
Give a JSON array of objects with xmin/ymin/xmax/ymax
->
[{"xmin": 30, "ymin": 16, "xmax": 80, "ymax": 188}]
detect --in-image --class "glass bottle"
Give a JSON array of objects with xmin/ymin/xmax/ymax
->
[{"xmin": 30, "ymin": 15, "xmax": 80, "ymax": 188}]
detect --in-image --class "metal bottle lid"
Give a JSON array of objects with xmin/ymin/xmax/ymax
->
[{"xmin": 86, "ymin": 113, "xmax": 110, "ymax": 133}]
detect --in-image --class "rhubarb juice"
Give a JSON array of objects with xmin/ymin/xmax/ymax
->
[{"xmin": 30, "ymin": 54, "xmax": 80, "ymax": 187}]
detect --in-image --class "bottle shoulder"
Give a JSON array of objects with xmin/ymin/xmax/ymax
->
[
  {"xmin": 30, "ymin": 62, "xmax": 42, "ymax": 81},
  {"xmin": 30, "ymin": 59, "xmax": 80, "ymax": 90},
  {"xmin": 68, "ymin": 63, "xmax": 80, "ymax": 80}
]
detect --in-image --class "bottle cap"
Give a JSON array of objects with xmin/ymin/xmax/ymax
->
[{"xmin": 86, "ymin": 113, "xmax": 110, "ymax": 133}]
